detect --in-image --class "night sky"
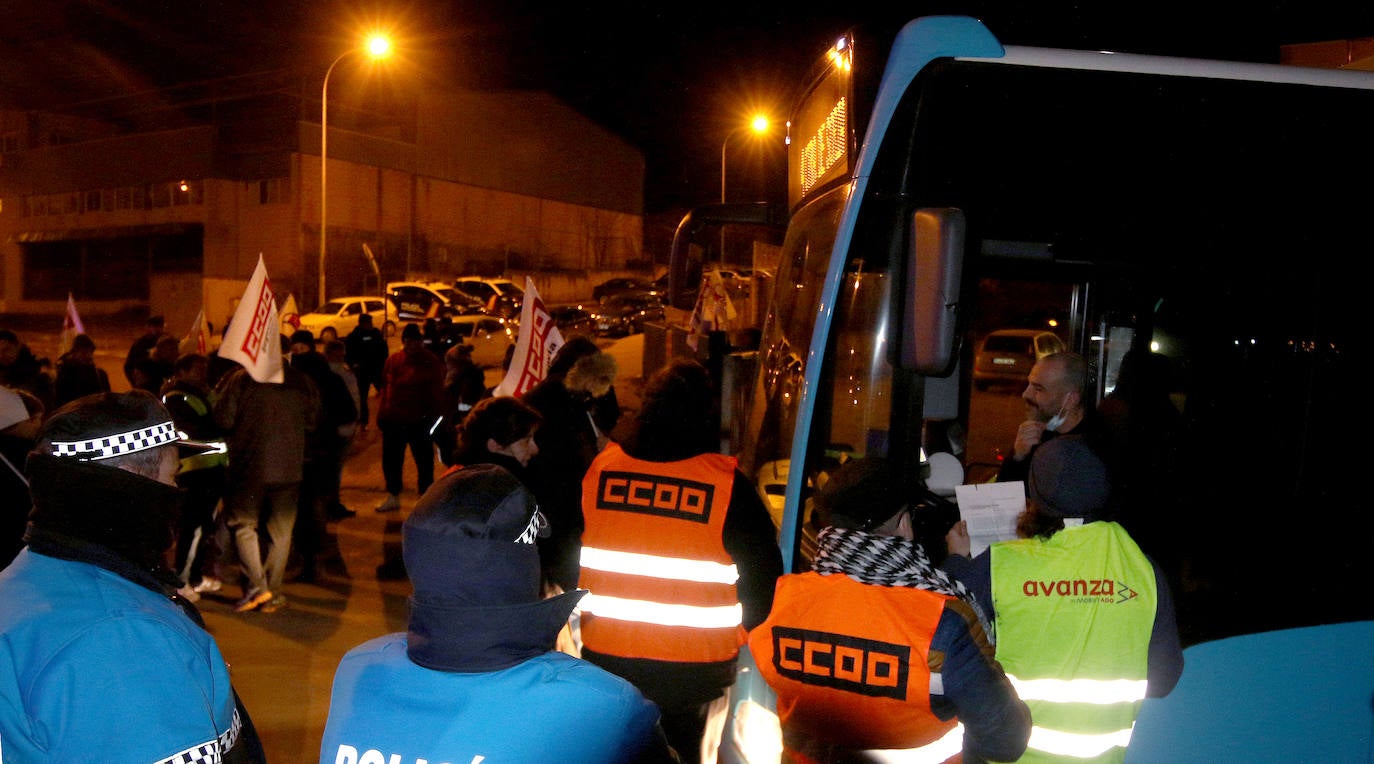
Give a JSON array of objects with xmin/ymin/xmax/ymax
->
[{"xmin": 4, "ymin": 1, "xmax": 1373, "ymax": 213}]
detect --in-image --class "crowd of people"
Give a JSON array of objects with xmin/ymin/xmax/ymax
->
[
  {"xmin": 2, "ymin": 315, "xmax": 450, "ymax": 610},
  {"xmin": 1, "ymin": 307, "xmax": 1183, "ymax": 764}
]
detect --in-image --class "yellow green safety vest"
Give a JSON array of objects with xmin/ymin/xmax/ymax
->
[
  {"xmin": 162, "ymin": 391, "xmax": 228, "ymax": 473},
  {"xmin": 991, "ymin": 522, "xmax": 1156, "ymax": 763}
]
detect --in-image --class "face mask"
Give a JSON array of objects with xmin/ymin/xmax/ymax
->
[{"xmin": 1045, "ymin": 397, "xmax": 1071, "ymax": 432}]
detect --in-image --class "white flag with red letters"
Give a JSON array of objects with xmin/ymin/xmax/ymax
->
[
  {"xmin": 180, "ymin": 308, "xmax": 211, "ymax": 356},
  {"xmin": 219, "ymin": 254, "xmax": 284, "ymax": 383},
  {"xmin": 492, "ymin": 277, "xmax": 565, "ymax": 398},
  {"xmin": 279, "ymin": 293, "xmax": 302, "ymax": 334}
]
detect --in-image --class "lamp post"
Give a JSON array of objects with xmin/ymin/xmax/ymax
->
[
  {"xmin": 319, "ymin": 33, "xmax": 392, "ymax": 305},
  {"xmin": 718, "ymin": 115, "xmax": 772, "ymax": 267},
  {"xmin": 720, "ymin": 114, "xmax": 771, "ymax": 203}
]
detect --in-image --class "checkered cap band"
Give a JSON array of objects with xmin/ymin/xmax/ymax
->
[{"xmin": 49, "ymin": 420, "xmax": 179, "ymax": 461}]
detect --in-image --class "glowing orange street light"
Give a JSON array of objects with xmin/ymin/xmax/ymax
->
[
  {"xmin": 320, "ymin": 33, "xmax": 393, "ymax": 304},
  {"xmin": 721, "ymin": 114, "xmax": 773, "ymax": 203}
]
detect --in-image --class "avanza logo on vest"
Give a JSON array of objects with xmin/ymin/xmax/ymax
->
[
  {"xmin": 1020, "ymin": 579, "xmax": 1138, "ymax": 604},
  {"xmin": 770, "ymin": 626, "xmax": 910, "ymax": 700},
  {"xmin": 594, "ymin": 471, "xmax": 715, "ymax": 523}
]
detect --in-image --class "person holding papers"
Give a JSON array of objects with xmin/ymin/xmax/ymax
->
[{"xmin": 944, "ymin": 435, "xmax": 1182, "ymax": 763}]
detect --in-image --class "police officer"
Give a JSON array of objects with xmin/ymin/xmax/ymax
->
[
  {"xmin": 320, "ymin": 464, "xmax": 674, "ymax": 763},
  {"xmin": 751, "ymin": 457, "xmax": 1030, "ymax": 763},
  {"xmin": 0, "ymin": 391, "xmax": 264, "ymax": 762}
]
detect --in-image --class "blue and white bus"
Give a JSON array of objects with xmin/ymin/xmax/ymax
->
[{"xmin": 668, "ymin": 15, "xmax": 1374, "ymax": 762}]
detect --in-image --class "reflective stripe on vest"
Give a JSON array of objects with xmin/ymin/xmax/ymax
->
[
  {"xmin": 1008, "ymin": 676, "xmax": 1148, "ymax": 705},
  {"xmin": 178, "ymin": 446, "xmax": 228, "ymax": 473},
  {"xmin": 864, "ymin": 723, "xmax": 964, "ymax": 764},
  {"xmin": 163, "ymin": 391, "xmax": 210, "ymax": 418},
  {"xmin": 580, "ymin": 546, "xmax": 740, "ymax": 584},
  {"xmin": 750, "ymin": 572, "xmax": 959, "ymax": 755},
  {"xmin": 579, "ymin": 592, "xmax": 743, "ymax": 628},
  {"xmin": 991, "ymin": 522, "xmax": 1156, "ymax": 763},
  {"xmin": 579, "ymin": 444, "xmax": 740, "ymax": 663},
  {"xmin": 1025, "ymin": 722, "xmax": 1135, "ymax": 759}
]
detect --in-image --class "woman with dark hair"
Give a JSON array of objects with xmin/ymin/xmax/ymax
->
[
  {"xmin": 577, "ymin": 359, "xmax": 783, "ymax": 763},
  {"xmin": 450, "ymin": 396, "xmax": 542, "ymax": 477}
]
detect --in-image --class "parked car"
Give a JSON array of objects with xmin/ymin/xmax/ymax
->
[
  {"xmin": 447, "ymin": 314, "xmax": 516, "ymax": 368},
  {"xmin": 386, "ymin": 281, "xmax": 483, "ymax": 321},
  {"xmin": 453, "ymin": 277, "xmax": 524, "ymax": 317},
  {"xmin": 590, "ymin": 291, "xmax": 666, "ymax": 337},
  {"xmin": 592, "ymin": 276, "xmax": 655, "ymax": 302},
  {"xmin": 546, "ymin": 303, "xmax": 597, "ymax": 338},
  {"xmin": 297, "ymin": 296, "xmax": 398, "ymax": 342},
  {"xmin": 972, "ymin": 328, "xmax": 1067, "ymax": 390}
]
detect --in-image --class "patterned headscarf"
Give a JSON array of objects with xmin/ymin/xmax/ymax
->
[{"xmin": 813, "ymin": 525, "xmax": 992, "ymax": 639}]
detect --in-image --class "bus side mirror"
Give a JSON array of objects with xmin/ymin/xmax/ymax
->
[{"xmin": 901, "ymin": 208, "xmax": 965, "ymax": 374}]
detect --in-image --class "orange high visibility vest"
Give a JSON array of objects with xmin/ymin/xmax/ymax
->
[
  {"xmin": 579, "ymin": 443, "xmax": 741, "ymax": 663},
  {"xmin": 751, "ymin": 572, "xmax": 961, "ymax": 760}
]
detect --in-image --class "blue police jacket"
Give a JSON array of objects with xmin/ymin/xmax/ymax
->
[
  {"xmin": 0, "ymin": 549, "xmax": 243, "ymax": 762},
  {"xmin": 319, "ymin": 633, "xmax": 663, "ymax": 763}
]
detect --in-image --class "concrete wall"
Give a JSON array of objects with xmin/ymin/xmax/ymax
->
[{"xmin": 1, "ymin": 86, "xmax": 646, "ymax": 318}]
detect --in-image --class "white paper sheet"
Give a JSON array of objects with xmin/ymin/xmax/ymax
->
[
  {"xmin": 954, "ymin": 481, "xmax": 1025, "ymax": 557},
  {"xmin": 0, "ymin": 386, "xmax": 31, "ymax": 431}
]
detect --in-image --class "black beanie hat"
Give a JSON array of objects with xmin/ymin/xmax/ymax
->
[
  {"xmin": 402, "ymin": 464, "xmax": 579, "ymax": 673},
  {"xmin": 1027, "ymin": 436, "xmax": 1111, "ymax": 519},
  {"xmin": 816, "ymin": 457, "xmax": 905, "ymax": 531},
  {"xmin": 403, "ymin": 464, "xmax": 549, "ymax": 606}
]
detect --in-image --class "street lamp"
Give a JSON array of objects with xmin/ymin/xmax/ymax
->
[
  {"xmin": 319, "ymin": 33, "xmax": 392, "ymax": 305},
  {"xmin": 720, "ymin": 114, "xmax": 772, "ymax": 203}
]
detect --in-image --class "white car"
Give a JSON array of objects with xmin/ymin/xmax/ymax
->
[
  {"xmin": 972, "ymin": 328, "xmax": 1066, "ymax": 390},
  {"xmin": 296, "ymin": 296, "xmax": 398, "ymax": 342},
  {"xmin": 447, "ymin": 314, "xmax": 515, "ymax": 368},
  {"xmin": 453, "ymin": 277, "xmax": 524, "ymax": 317}
]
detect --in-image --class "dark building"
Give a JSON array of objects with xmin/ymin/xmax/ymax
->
[{"xmin": 1, "ymin": 69, "xmax": 643, "ymax": 329}]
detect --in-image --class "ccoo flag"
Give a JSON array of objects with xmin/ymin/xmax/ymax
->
[
  {"xmin": 492, "ymin": 277, "xmax": 564, "ymax": 398},
  {"xmin": 279, "ymin": 293, "xmax": 302, "ymax": 334},
  {"xmin": 219, "ymin": 254, "xmax": 284, "ymax": 383},
  {"xmin": 180, "ymin": 308, "xmax": 211, "ymax": 356},
  {"xmin": 59, "ymin": 292, "xmax": 86, "ymax": 354}
]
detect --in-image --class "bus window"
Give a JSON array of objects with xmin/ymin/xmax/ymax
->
[
  {"xmin": 962, "ymin": 277, "xmax": 1078, "ymax": 482},
  {"xmin": 743, "ymin": 186, "xmax": 848, "ymax": 535}
]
